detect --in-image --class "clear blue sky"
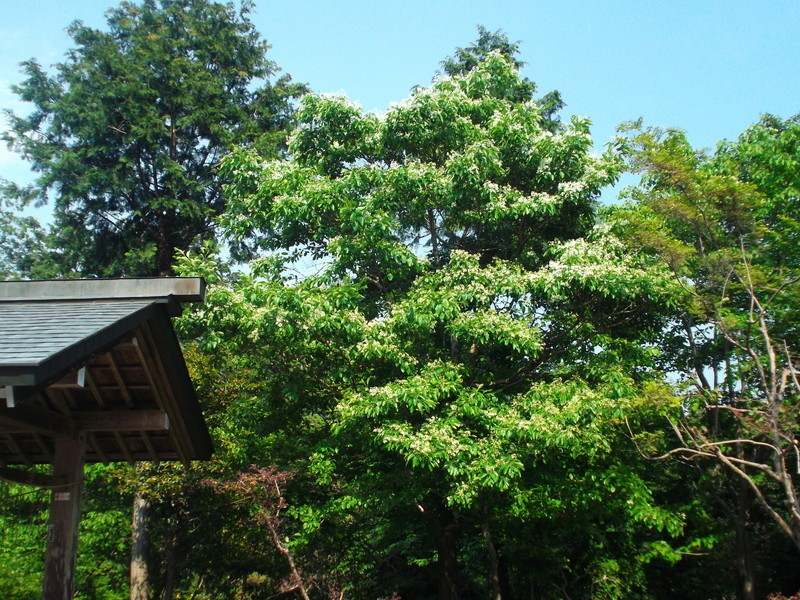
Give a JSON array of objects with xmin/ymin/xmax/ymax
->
[{"xmin": 1, "ymin": 0, "xmax": 799, "ymax": 192}]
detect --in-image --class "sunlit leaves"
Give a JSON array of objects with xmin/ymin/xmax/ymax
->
[
  {"xmin": 221, "ymin": 53, "xmax": 619, "ymax": 272},
  {"xmin": 197, "ymin": 47, "xmax": 688, "ymax": 598}
]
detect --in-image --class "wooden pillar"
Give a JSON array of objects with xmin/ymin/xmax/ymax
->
[{"xmin": 42, "ymin": 433, "xmax": 86, "ymax": 600}]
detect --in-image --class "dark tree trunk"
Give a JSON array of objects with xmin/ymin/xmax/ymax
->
[
  {"xmin": 482, "ymin": 521, "xmax": 502, "ymax": 600},
  {"xmin": 434, "ymin": 520, "xmax": 460, "ymax": 600},
  {"xmin": 735, "ymin": 479, "xmax": 756, "ymax": 600},
  {"xmin": 156, "ymin": 237, "xmax": 175, "ymax": 276},
  {"xmin": 162, "ymin": 532, "xmax": 179, "ymax": 600},
  {"xmin": 419, "ymin": 500, "xmax": 460, "ymax": 600}
]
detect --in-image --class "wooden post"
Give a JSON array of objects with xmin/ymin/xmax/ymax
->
[{"xmin": 42, "ymin": 433, "xmax": 86, "ymax": 600}]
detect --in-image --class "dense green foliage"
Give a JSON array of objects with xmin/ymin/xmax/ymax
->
[
  {"xmin": 0, "ymin": 1, "xmax": 306, "ymax": 598},
  {"xmin": 2, "ymin": 4, "xmax": 800, "ymax": 597},
  {"xmin": 170, "ymin": 51, "xmax": 695, "ymax": 599},
  {"xmin": 2, "ymin": 0, "xmax": 306, "ymax": 277},
  {"xmin": 610, "ymin": 116, "xmax": 800, "ymax": 598}
]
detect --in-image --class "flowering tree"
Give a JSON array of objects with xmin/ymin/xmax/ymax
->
[{"xmin": 181, "ymin": 52, "xmax": 685, "ymax": 599}]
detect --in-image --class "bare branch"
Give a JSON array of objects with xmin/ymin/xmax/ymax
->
[
  {"xmin": 696, "ymin": 438, "xmax": 780, "ymax": 453},
  {"xmin": 714, "ymin": 448, "xmax": 797, "ymax": 542},
  {"xmin": 785, "ymin": 341, "xmax": 800, "ymax": 392}
]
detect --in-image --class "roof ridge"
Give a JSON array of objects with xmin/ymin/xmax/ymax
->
[{"xmin": 0, "ymin": 278, "xmax": 205, "ymax": 303}]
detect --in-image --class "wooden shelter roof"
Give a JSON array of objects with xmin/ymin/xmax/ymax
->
[{"xmin": 0, "ymin": 278, "xmax": 212, "ymax": 469}]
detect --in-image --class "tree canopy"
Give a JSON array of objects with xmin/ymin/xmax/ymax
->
[
  {"xmin": 613, "ymin": 116, "xmax": 800, "ymax": 582},
  {"xmin": 173, "ymin": 50, "xmax": 691, "ymax": 599},
  {"xmin": 3, "ymin": 11, "xmax": 800, "ymax": 599},
  {"xmin": 2, "ymin": 0, "xmax": 306, "ymax": 277}
]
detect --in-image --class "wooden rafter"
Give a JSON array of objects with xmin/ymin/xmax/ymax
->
[
  {"xmin": 133, "ymin": 326, "xmax": 191, "ymax": 466},
  {"xmin": 87, "ymin": 433, "xmax": 109, "ymax": 466},
  {"xmin": 107, "ymin": 352, "xmax": 135, "ymax": 408},
  {"xmin": 31, "ymin": 433, "xmax": 53, "ymax": 462},
  {"xmin": 43, "ymin": 387, "xmax": 75, "ymax": 416},
  {"xmin": 83, "ymin": 369, "xmax": 107, "ymax": 409},
  {"xmin": 131, "ymin": 332, "xmax": 165, "ymax": 412},
  {"xmin": 113, "ymin": 431, "xmax": 134, "ymax": 465},
  {"xmin": 140, "ymin": 431, "xmax": 160, "ymax": 464},
  {"xmin": 3, "ymin": 433, "xmax": 31, "ymax": 465}
]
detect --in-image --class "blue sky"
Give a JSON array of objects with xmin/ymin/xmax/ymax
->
[{"xmin": 1, "ymin": 0, "xmax": 799, "ymax": 193}]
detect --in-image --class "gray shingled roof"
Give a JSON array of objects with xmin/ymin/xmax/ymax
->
[{"xmin": 0, "ymin": 301, "xmax": 153, "ymax": 382}]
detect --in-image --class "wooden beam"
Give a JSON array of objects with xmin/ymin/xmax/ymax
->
[
  {"xmin": 31, "ymin": 432, "xmax": 53, "ymax": 462},
  {"xmin": 113, "ymin": 431, "xmax": 134, "ymax": 465},
  {"xmin": 140, "ymin": 431, "xmax": 160, "ymax": 464},
  {"xmin": 3, "ymin": 433, "xmax": 32, "ymax": 466},
  {"xmin": 77, "ymin": 410, "xmax": 169, "ymax": 432},
  {"xmin": 87, "ymin": 433, "xmax": 109, "ymax": 466},
  {"xmin": 131, "ymin": 332, "xmax": 165, "ymax": 412},
  {"xmin": 42, "ymin": 433, "xmax": 86, "ymax": 600},
  {"xmin": 83, "ymin": 369, "xmax": 107, "ymax": 409},
  {"xmin": 50, "ymin": 368, "xmax": 86, "ymax": 389},
  {"xmin": 43, "ymin": 387, "xmax": 74, "ymax": 415},
  {"xmin": 95, "ymin": 384, "xmax": 150, "ymax": 392},
  {"xmin": 0, "ymin": 409, "xmax": 169, "ymax": 435},
  {"xmin": 0, "ymin": 405, "xmax": 77, "ymax": 438},
  {"xmin": 0, "ymin": 465, "xmax": 59, "ymax": 487}
]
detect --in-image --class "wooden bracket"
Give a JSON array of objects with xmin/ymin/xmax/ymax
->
[{"xmin": 0, "ymin": 386, "xmax": 14, "ymax": 408}]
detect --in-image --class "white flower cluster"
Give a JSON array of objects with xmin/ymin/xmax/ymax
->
[{"xmin": 558, "ymin": 181, "xmax": 587, "ymax": 195}]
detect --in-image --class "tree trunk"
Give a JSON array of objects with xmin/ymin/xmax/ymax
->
[
  {"xmin": 482, "ymin": 521, "xmax": 502, "ymax": 600},
  {"xmin": 131, "ymin": 493, "xmax": 151, "ymax": 600},
  {"xmin": 162, "ymin": 532, "xmax": 179, "ymax": 600},
  {"xmin": 735, "ymin": 479, "xmax": 756, "ymax": 600},
  {"xmin": 419, "ymin": 501, "xmax": 460, "ymax": 600},
  {"xmin": 435, "ymin": 522, "xmax": 460, "ymax": 600}
]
